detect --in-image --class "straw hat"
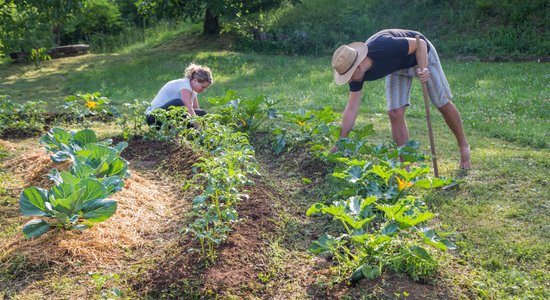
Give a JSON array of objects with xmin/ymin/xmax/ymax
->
[{"xmin": 332, "ymin": 42, "xmax": 368, "ymax": 85}]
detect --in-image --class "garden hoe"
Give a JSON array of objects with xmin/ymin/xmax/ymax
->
[
  {"xmin": 415, "ymin": 35, "xmax": 439, "ymax": 178},
  {"xmin": 415, "ymin": 36, "xmax": 460, "ymax": 191}
]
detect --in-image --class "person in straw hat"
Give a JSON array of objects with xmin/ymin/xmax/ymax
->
[{"xmin": 331, "ymin": 29, "xmax": 470, "ymax": 169}]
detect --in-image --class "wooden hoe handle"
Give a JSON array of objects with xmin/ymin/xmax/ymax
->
[{"xmin": 415, "ymin": 35, "xmax": 439, "ymax": 178}]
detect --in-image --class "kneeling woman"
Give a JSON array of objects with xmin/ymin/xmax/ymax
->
[{"xmin": 146, "ymin": 63, "xmax": 213, "ymax": 127}]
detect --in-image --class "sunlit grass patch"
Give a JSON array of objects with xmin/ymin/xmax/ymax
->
[{"xmin": 427, "ymin": 132, "xmax": 550, "ymax": 297}]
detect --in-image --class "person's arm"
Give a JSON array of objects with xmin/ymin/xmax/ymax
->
[
  {"xmin": 405, "ymin": 37, "xmax": 430, "ymax": 82},
  {"xmin": 332, "ymin": 91, "xmax": 361, "ymax": 152},
  {"xmin": 339, "ymin": 91, "xmax": 362, "ymax": 138},
  {"xmin": 180, "ymin": 89, "xmax": 196, "ymax": 116},
  {"xmin": 193, "ymin": 96, "xmax": 200, "ymax": 109}
]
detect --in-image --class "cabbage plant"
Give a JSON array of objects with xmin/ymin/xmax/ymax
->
[
  {"xmin": 20, "ymin": 177, "xmax": 117, "ymax": 239},
  {"xmin": 20, "ymin": 127, "xmax": 129, "ymax": 239}
]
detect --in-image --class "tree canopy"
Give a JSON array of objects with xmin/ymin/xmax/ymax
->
[
  {"xmin": 136, "ymin": 0, "xmax": 298, "ymax": 35},
  {"xmin": 0, "ymin": 0, "xmax": 84, "ymax": 53}
]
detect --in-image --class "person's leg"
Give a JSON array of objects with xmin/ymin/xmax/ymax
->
[
  {"xmin": 146, "ymin": 114, "xmax": 162, "ymax": 129},
  {"xmin": 425, "ymin": 41, "xmax": 471, "ymax": 169},
  {"xmin": 386, "ymin": 71, "xmax": 412, "ymax": 147},
  {"xmin": 386, "ymin": 72, "xmax": 414, "ymax": 169},
  {"xmin": 388, "ymin": 106, "xmax": 408, "ymax": 146},
  {"xmin": 146, "ymin": 114, "xmax": 156, "ymax": 126},
  {"xmin": 194, "ymin": 109, "xmax": 207, "ymax": 116},
  {"xmin": 157, "ymin": 99, "xmax": 184, "ymax": 110},
  {"xmin": 437, "ymin": 102, "xmax": 471, "ymax": 169}
]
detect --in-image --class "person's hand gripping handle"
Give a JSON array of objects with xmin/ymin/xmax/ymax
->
[{"xmin": 415, "ymin": 36, "xmax": 430, "ymax": 82}]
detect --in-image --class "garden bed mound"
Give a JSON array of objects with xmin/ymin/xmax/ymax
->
[
  {"xmin": 200, "ymin": 182, "xmax": 278, "ymax": 296},
  {"xmin": 0, "ymin": 142, "xmax": 192, "ymax": 285},
  {"xmin": 42, "ymin": 111, "xmax": 116, "ymax": 126},
  {"xmin": 118, "ymin": 139, "xmax": 200, "ymax": 177},
  {"xmin": 133, "ymin": 180, "xmax": 280, "ymax": 298},
  {"xmin": 0, "ymin": 172, "xmax": 181, "ymax": 271}
]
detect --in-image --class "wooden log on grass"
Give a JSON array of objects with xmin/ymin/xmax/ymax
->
[
  {"xmin": 47, "ymin": 44, "xmax": 90, "ymax": 58},
  {"xmin": 9, "ymin": 44, "xmax": 90, "ymax": 60}
]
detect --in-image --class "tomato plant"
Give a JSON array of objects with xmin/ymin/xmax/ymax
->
[{"xmin": 208, "ymin": 90, "xmax": 279, "ymax": 133}]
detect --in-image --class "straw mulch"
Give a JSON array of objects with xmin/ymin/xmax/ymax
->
[
  {"xmin": 0, "ymin": 147, "xmax": 191, "ymax": 274},
  {"xmin": 3, "ymin": 150, "xmax": 72, "ymax": 189},
  {"xmin": 0, "ymin": 139, "xmax": 17, "ymax": 151}
]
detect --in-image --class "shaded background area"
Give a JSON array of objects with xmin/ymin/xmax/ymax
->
[{"xmin": 1, "ymin": 0, "xmax": 548, "ymax": 58}]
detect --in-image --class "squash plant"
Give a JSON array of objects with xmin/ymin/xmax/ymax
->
[
  {"xmin": 271, "ymin": 106, "xmax": 374, "ymax": 155},
  {"xmin": 63, "ymin": 92, "xmax": 119, "ymax": 122},
  {"xmin": 307, "ymin": 138, "xmax": 456, "ymax": 283},
  {"xmin": 271, "ymin": 106, "xmax": 337, "ymax": 154}
]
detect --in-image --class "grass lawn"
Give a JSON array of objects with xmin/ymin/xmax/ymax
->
[{"xmin": 0, "ymin": 33, "xmax": 548, "ymax": 299}]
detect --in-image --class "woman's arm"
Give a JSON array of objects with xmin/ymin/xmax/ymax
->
[
  {"xmin": 180, "ymin": 89, "xmax": 196, "ymax": 116},
  {"xmin": 193, "ymin": 95, "xmax": 200, "ymax": 109}
]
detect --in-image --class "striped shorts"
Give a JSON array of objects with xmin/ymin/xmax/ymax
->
[{"xmin": 385, "ymin": 40, "xmax": 452, "ymax": 111}]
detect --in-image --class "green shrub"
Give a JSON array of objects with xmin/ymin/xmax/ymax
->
[
  {"xmin": 62, "ymin": 0, "xmax": 123, "ymax": 45},
  {"xmin": 228, "ymin": 0, "xmax": 549, "ymax": 56},
  {"xmin": 0, "ymin": 4, "xmax": 53, "ymax": 56}
]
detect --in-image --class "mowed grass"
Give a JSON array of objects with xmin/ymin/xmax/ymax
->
[
  {"xmin": 0, "ymin": 35, "xmax": 547, "ymax": 148},
  {"xmin": 0, "ymin": 33, "xmax": 548, "ymax": 298}
]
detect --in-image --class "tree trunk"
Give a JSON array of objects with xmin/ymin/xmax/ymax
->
[
  {"xmin": 203, "ymin": 8, "xmax": 220, "ymax": 35},
  {"xmin": 52, "ymin": 23, "xmax": 61, "ymax": 45}
]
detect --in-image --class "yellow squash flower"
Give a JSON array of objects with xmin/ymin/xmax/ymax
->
[
  {"xmin": 84, "ymin": 101, "xmax": 97, "ymax": 109},
  {"xmin": 397, "ymin": 177, "xmax": 413, "ymax": 191}
]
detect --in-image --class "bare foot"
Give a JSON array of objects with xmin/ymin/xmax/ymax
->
[{"xmin": 459, "ymin": 145, "xmax": 471, "ymax": 169}]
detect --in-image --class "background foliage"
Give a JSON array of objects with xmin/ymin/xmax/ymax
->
[
  {"xmin": 0, "ymin": 0, "xmax": 548, "ymax": 57},
  {"xmin": 230, "ymin": 0, "xmax": 549, "ymax": 56}
]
